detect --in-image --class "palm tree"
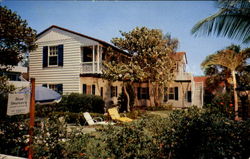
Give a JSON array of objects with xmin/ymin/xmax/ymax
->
[
  {"xmin": 201, "ymin": 45, "xmax": 249, "ymax": 120},
  {"xmin": 191, "ymin": 0, "xmax": 250, "ymax": 44}
]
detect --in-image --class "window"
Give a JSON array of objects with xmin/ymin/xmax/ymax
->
[
  {"xmin": 168, "ymin": 87, "xmax": 178, "ymax": 101},
  {"xmin": 83, "ymin": 84, "xmax": 95, "ymax": 95},
  {"xmin": 168, "ymin": 87, "xmax": 174, "ymax": 100},
  {"xmin": 110, "ymin": 86, "xmax": 118, "ymax": 97},
  {"xmin": 49, "ymin": 46, "xmax": 58, "ymax": 66},
  {"xmin": 48, "ymin": 84, "xmax": 63, "ymax": 94},
  {"xmin": 137, "ymin": 87, "xmax": 149, "ymax": 99},
  {"xmin": 43, "ymin": 45, "xmax": 63, "ymax": 67}
]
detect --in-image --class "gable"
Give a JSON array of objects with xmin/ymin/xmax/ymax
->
[{"xmin": 36, "ymin": 27, "xmax": 98, "ymax": 46}]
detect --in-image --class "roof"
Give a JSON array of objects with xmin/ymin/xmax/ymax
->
[
  {"xmin": 172, "ymin": 52, "xmax": 187, "ymax": 64},
  {"xmin": 194, "ymin": 76, "xmax": 208, "ymax": 83},
  {"xmin": 37, "ymin": 25, "xmax": 131, "ymax": 56}
]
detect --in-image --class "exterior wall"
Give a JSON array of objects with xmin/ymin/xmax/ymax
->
[
  {"xmin": 133, "ymin": 81, "xmax": 193, "ymax": 107},
  {"xmin": 165, "ymin": 82, "xmax": 193, "ymax": 108},
  {"xmin": 192, "ymin": 82, "xmax": 204, "ymax": 107},
  {"xmin": 80, "ymin": 77, "xmax": 123, "ymax": 105},
  {"xmin": 30, "ymin": 28, "xmax": 100, "ymax": 95}
]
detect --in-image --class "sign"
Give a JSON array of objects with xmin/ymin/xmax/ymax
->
[{"xmin": 7, "ymin": 94, "xmax": 30, "ymax": 116}]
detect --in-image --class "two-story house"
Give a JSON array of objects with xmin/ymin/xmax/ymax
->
[{"xmin": 30, "ymin": 25, "xmax": 203, "ymax": 108}]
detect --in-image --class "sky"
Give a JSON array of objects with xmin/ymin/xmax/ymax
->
[{"xmin": 1, "ymin": 1, "xmax": 248, "ymax": 75}]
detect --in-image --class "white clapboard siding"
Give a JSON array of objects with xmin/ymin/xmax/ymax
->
[{"xmin": 30, "ymin": 27, "xmax": 99, "ymax": 95}]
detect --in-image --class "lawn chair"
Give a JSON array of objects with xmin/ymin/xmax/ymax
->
[
  {"xmin": 83, "ymin": 112, "xmax": 114, "ymax": 126},
  {"xmin": 107, "ymin": 107, "xmax": 133, "ymax": 122}
]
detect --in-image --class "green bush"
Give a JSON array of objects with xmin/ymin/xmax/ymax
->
[
  {"xmin": 160, "ymin": 107, "xmax": 250, "ymax": 159},
  {"xmin": 55, "ymin": 93, "xmax": 105, "ymax": 114},
  {"xmin": 204, "ymin": 92, "xmax": 234, "ymax": 119},
  {"xmin": 0, "ymin": 118, "xmax": 29, "ymax": 157}
]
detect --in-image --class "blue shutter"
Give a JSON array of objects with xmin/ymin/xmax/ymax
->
[
  {"xmin": 137, "ymin": 87, "xmax": 141, "ymax": 99},
  {"xmin": 175, "ymin": 87, "xmax": 179, "ymax": 100},
  {"xmin": 187, "ymin": 91, "xmax": 192, "ymax": 102},
  {"xmin": 83, "ymin": 84, "xmax": 87, "ymax": 94},
  {"xmin": 58, "ymin": 45, "xmax": 63, "ymax": 66},
  {"xmin": 146, "ymin": 87, "xmax": 150, "ymax": 99},
  {"xmin": 115, "ymin": 86, "xmax": 118, "ymax": 97},
  {"xmin": 92, "ymin": 85, "xmax": 95, "ymax": 95},
  {"xmin": 43, "ymin": 46, "xmax": 48, "ymax": 67},
  {"xmin": 57, "ymin": 84, "xmax": 63, "ymax": 94}
]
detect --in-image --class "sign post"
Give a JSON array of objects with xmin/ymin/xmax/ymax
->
[{"xmin": 28, "ymin": 78, "xmax": 35, "ymax": 159}]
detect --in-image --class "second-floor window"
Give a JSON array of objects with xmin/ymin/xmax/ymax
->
[
  {"xmin": 43, "ymin": 45, "xmax": 63, "ymax": 68},
  {"xmin": 49, "ymin": 46, "xmax": 58, "ymax": 66}
]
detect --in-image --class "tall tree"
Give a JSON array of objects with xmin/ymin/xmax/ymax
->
[
  {"xmin": 191, "ymin": 0, "xmax": 250, "ymax": 44},
  {"xmin": 201, "ymin": 45, "xmax": 250, "ymax": 120},
  {"xmin": 0, "ymin": 6, "xmax": 37, "ymax": 70},
  {"xmin": 103, "ymin": 27, "xmax": 178, "ymax": 109}
]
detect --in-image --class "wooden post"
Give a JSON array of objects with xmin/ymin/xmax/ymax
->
[{"xmin": 28, "ymin": 78, "xmax": 35, "ymax": 159}]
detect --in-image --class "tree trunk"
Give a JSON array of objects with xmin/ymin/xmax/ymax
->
[
  {"xmin": 123, "ymin": 82, "xmax": 130, "ymax": 112},
  {"xmin": 154, "ymin": 83, "xmax": 160, "ymax": 107},
  {"xmin": 232, "ymin": 70, "xmax": 239, "ymax": 120}
]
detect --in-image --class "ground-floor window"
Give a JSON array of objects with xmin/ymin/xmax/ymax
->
[
  {"xmin": 83, "ymin": 84, "xmax": 96, "ymax": 95},
  {"xmin": 164, "ymin": 87, "xmax": 178, "ymax": 101},
  {"xmin": 110, "ymin": 86, "xmax": 118, "ymax": 97},
  {"xmin": 137, "ymin": 87, "xmax": 149, "ymax": 99},
  {"xmin": 42, "ymin": 83, "xmax": 63, "ymax": 94}
]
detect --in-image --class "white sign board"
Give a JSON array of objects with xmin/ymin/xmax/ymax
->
[{"xmin": 7, "ymin": 94, "xmax": 30, "ymax": 116}]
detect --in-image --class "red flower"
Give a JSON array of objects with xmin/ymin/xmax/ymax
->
[
  {"xmin": 24, "ymin": 146, "xmax": 29, "ymax": 151},
  {"xmin": 220, "ymin": 102, "xmax": 224, "ymax": 105},
  {"xmin": 230, "ymin": 104, "xmax": 233, "ymax": 107},
  {"xmin": 79, "ymin": 153, "xmax": 86, "ymax": 156}
]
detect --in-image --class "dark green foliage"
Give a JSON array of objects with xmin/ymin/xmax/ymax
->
[
  {"xmin": 0, "ymin": 76, "xmax": 15, "ymax": 118},
  {"xmin": 160, "ymin": 107, "xmax": 250, "ymax": 159},
  {"xmin": 204, "ymin": 92, "xmax": 235, "ymax": 119},
  {"xmin": 55, "ymin": 93, "xmax": 105, "ymax": 113},
  {"xmin": 33, "ymin": 115, "xmax": 68, "ymax": 159},
  {"xmin": 2, "ymin": 106, "xmax": 250, "ymax": 158},
  {"xmin": 0, "ymin": 6, "xmax": 37, "ymax": 68},
  {"xmin": 0, "ymin": 118, "xmax": 29, "ymax": 157}
]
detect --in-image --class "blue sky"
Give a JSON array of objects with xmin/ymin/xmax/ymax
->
[{"xmin": 1, "ymin": 1, "xmax": 248, "ymax": 75}]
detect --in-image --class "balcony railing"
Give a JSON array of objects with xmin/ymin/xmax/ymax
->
[
  {"xmin": 81, "ymin": 62, "xmax": 102, "ymax": 74},
  {"xmin": 175, "ymin": 72, "xmax": 192, "ymax": 81}
]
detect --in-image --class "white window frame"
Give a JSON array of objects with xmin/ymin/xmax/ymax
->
[
  {"xmin": 48, "ymin": 45, "xmax": 58, "ymax": 66},
  {"xmin": 168, "ymin": 87, "xmax": 175, "ymax": 100}
]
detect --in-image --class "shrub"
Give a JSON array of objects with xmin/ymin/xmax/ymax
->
[
  {"xmin": 55, "ymin": 93, "xmax": 105, "ymax": 114},
  {"xmin": 204, "ymin": 92, "xmax": 234, "ymax": 119},
  {"xmin": 0, "ymin": 118, "xmax": 29, "ymax": 157}
]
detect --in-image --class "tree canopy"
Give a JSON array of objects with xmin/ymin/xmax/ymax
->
[
  {"xmin": 0, "ymin": 6, "xmax": 37, "ymax": 69},
  {"xmin": 201, "ymin": 44, "xmax": 250, "ymax": 120},
  {"xmin": 191, "ymin": 0, "xmax": 250, "ymax": 44},
  {"xmin": 103, "ymin": 27, "xmax": 178, "ymax": 107}
]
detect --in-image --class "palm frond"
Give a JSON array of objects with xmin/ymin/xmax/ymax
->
[{"xmin": 191, "ymin": 0, "xmax": 250, "ymax": 43}]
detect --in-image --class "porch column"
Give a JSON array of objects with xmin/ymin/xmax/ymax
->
[
  {"xmin": 97, "ymin": 45, "xmax": 100, "ymax": 73},
  {"xmin": 92, "ymin": 45, "xmax": 95, "ymax": 73}
]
